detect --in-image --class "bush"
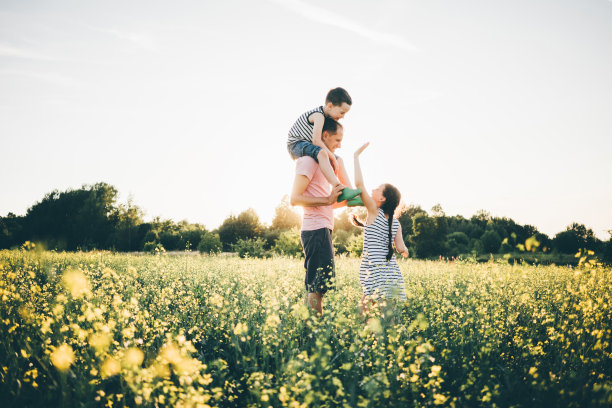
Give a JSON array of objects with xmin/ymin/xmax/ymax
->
[
  {"xmin": 218, "ymin": 209, "xmax": 263, "ymax": 251},
  {"xmin": 602, "ymin": 239, "xmax": 612, "ymax": 266},
  {"xmin": 273, "ymin": 229, "xmax": 303, "ymax": 257},
  {"xmin": 446, "ymin": 232, "xmax": 469, "ymax": 257},
  {"xmin": 143, "ymin": 230, "xmax": 159, "ymax": 244},
  {"xmin": 181, "ymin": 228, "xmax": 204, "ymax": 251},
  {"xmin": 261, "ymin": 228, "xmax": 281, "ymax": 250},
  {"xmin": 197, "ymin": 231, "xmax": 222, "ymax": 254},
  {"xmin": 347, "ymin": 233, "xmax": 364, "ymax": 257},
  {"xmin": 143, "ymin": 241, "xmax": 164, "ymax": 254},
  {"xmin": 481, "ymin": 230, "xmax": 502, "ymax": 253},
  {"xmin": 333, "ymin": 230, "xmax": 352, "ymax": 255},
  {"xmin": 233, "ymin": 237, "xmax": 269, "ymax": 258}
]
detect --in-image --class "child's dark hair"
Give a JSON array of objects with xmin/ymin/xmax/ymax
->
[
  {"xmin": 351, "ymin": 184, "xmax": 401, "ymax": 261},
  {"xmin": 326, "ymin": 87, "xmax": 352, "ymax": 106},
  {"xmin": 322, "ymin": 117, "xmax": 342, "ymax": 134}
]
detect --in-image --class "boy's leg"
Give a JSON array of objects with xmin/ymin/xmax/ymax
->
[
  {"xmin": 317, "ymin": 149, "xmax": 342, "ymax": 187},
  {"xmin": 332, "ymin": 156, "xmax": 362, "ymax": 202},
  {"xmin": 335, "ymin": 157, "xmax": 353, "ymax": 188}
]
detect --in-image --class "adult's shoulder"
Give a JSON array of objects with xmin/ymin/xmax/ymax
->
[{"xmin": 296, "ymin": 156, "xmax": 318, "ymax": 178}]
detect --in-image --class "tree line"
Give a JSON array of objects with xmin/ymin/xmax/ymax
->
[{"xmin": 1, "ymin": 182, "xmax": 611, "ymax": 265}]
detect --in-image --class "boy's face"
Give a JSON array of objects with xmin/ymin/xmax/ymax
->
[
  {"xmin": 322, "ymin": 127, "xmax": 344, "ymax": 152},
  {"xmin": 326, "ymin": 102, "xmax": 351, "ymax": 120}
]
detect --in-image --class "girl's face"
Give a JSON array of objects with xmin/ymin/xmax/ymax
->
[{"xmin": 371, "ymin": 184, "xmax": 386, "ymax": 208}]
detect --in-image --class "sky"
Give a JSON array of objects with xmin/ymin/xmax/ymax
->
[{"xmin": 1, "ymin": 0, "xmax": 611, "ymax": 239}]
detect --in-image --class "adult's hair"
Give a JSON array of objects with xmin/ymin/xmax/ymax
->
[
  {"xmin": 325, "ymin": 87, "xmax": 352, "ymax": 106},
  {"xmin": 322, "ymin": 117, "xmax": 342, "ymax": 135},
  {"xmin": 351, "ymin": 183, "xmax": 402, "ymax": 261}
]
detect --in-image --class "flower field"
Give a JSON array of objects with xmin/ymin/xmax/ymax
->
[{"xmin": 1, "ymin": 250, "xmax": 611, "ymax": 407}]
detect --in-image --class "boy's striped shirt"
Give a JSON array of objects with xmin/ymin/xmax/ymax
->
[{"xmin": 287, "ymin": 106, "xmax": 324, "ymax": 146}]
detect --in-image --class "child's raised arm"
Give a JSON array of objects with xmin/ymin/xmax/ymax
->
[{"xmin": 353, "ymin": 142, "xmax": 378, "ymax": 217}]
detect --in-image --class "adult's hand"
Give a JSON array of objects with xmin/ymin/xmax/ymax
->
[{"xmin": 327, "ymin": 184, "xmax": 343, "ymax": 204}]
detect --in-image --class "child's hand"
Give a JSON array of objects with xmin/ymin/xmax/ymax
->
[
  {"xmin": 354, "ymin": 142, "xmax": 370, "ymax": 157},
  {"xmin": 400, "ymin": 250, "xmax": 409, "ymax": 258}
]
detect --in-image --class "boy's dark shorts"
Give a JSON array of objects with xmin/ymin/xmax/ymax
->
[{"xmin": 301, "ymin": 228, "xmax": 335, "ymax": 294}]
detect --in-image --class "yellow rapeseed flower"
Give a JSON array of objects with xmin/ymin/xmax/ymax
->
[
  {"xmin": 123, "ymin": 348, "xmax": 144, "ymax": 368},
  {"xmin": 62, "ymin": 269, "xmax": 90, "ymax": 298},
  {"xmin": 89, "ymin": 332, "xmax": 112, "ymax": 353},
  {"xmin": 161, "ymin": 342, "xmax": 181, "ymax": 365},
  {"xmin": 50, "ymin": 344, "xmax": 75, "ymax": 372},
  {"xmin": 265, "ymin": 314, "xmax": 281, "ymax": 328},
  {"xmin": 101, "ymin": 357, "xmax": 121, "ymax": 378}
]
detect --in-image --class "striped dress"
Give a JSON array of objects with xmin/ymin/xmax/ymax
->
[
  {"xmin": 359, "ymin": 209, "xmax": 407, "ymax": 300},
  {"xmin": 287, "ymin": 106, "xmax": 324, "ymax": 146}
]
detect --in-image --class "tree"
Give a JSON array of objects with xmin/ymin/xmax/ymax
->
[
  {"xmin": 446, "ymin": 232, "xmax": 469, "ymax": 257},
  {"xmin": 410, "ymin": 213, "xmax": 444, "ymax": 258},
  {"xmin": 0, "ymin": 214, "xmax": 23, "ymax": 249},
  {"xmin": 271, "ymin": 196, "xmax": 301, "ymax": 230},
  {"xmin": 198, "ymin": 231, "xmax": 222, "ymax": 254},
  {"xmin": 397, "ymin": 203, "xmax": 425, "ymax": 242},
  {"xmin": 273, "ymin": 229, "xmax": 303, "ymax": 257},
  {"xmin": 109, "ymin": 196, "xmax": 144, "ymax": 251},
  {"xmin": 480, "ymin": 230, "xmax": 502, "ymax": 254},
  {"xmin": 24, "ymin": 183, "xmax": 119, "ymax": 250},
  {"xmin": 218, "ymin": 208, "xmax": 263, "ymax": 251},
  {"xmin": 334, "ymin": 208, "xmax": 361, "ymax": 234},
  {"xmin": 553, "ymin": 223, "xmax": 597, "ymax": 254}
]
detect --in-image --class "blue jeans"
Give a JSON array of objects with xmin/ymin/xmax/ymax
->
[{"xmin": 287, "ymin": 141, "xmax": 322, "ymax": 162}]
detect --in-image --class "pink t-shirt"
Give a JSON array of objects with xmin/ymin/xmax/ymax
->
[{"xmin": 295, "ymin": 157, "xmax": 334, "ymax": 231}]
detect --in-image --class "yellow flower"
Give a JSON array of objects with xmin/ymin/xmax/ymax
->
[
  {"xmin": 101, "ymin": 357, "xmax": 121, "ymax": 378},
  {"xmin": 366, "ymin": 318, "xmax": 382, "ymax": 334},
  {"xmin": 50, "ymin": 344, "xmax": 75, "ymax": 372},
  {"xmin": 233, "ymin": 322, "xmax": 248, "ymax": 336},
  {"xmin": 89, "ymin": 332, "xmax": 112, "ymax": 353},
  {"xmin": 265, "ymin": 314, "xmax": 281, "ymax": 328},
  {"xmin": 161, "ymin": 342, "xmax": 181, "ymax": 365},
  {"xmin": 434, "ymin": 394, "xmax": 448, "ymax": 405},
  {"xmin": 123, "ymin": 348, "xmax": 144, "ymax": 368},
  {"xmin": 62, "ymin": 269, "xmax": 90, "ymax": 298}
]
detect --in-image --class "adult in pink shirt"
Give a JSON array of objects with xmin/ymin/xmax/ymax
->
[{"xmin": 290, "ymin": 118, "xmax": 347, "ymax": 315}]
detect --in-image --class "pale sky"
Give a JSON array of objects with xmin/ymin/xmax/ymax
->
[{"xmin": 1, "ymin": 0, "xmax": 611, "ymax": 239}]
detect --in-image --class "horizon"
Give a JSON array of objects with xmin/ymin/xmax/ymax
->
[
  {"xmin": 1, "ymin": 180, "xmax": 608, "ymax": 240},
  {"xmin": 1, "ymin": 0, "xmax": 611, "ymax": 240}
]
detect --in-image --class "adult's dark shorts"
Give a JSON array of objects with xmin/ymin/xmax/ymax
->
[{"xmin": 301, "ymin": 228, "xmax": 335, "ymax": 294}]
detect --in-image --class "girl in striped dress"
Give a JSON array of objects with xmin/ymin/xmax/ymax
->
[{"xmin": 352, "ymin": 143, "xmax": 409, "ymax": 308}]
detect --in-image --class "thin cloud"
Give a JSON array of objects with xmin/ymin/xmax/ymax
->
[
  {"xmin": 0, "ymin": 43, "xmax": 57, "ymax": 61},
  {"xmin": 81, "ymin": 24, "xmax": 157, "ymax": 51},
  {"xmin": 0, "ymin": 69, "xmax": 89, "ymax": 89},
  {"xmin": 268, "ymin": 0, "xmax": 418, "ymax": 52}
]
